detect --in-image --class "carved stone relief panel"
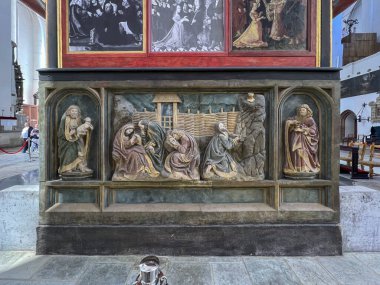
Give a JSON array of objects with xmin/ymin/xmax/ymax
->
[{"xmin": 111, "ymin": 92, "xmax": 267, "ymax": 181}]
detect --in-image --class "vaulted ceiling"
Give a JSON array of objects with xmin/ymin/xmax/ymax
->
[{"xmin": 20, "ymin": 0, "xmax": 46, "ymax": 18}]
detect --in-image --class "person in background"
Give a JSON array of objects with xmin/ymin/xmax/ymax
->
[
  {"xmin": 31, "ymin": 124, "xmax": 39, "ymax": 139},
  {"xmin": 30, "ymin": 124, "xmax": 40, "ymax": 153},
  {"xmin": 21, "ymin": 122, "xmax": 33, "ymax": 154}
]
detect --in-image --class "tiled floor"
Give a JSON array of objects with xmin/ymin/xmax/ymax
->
[{"xmin": 0, "ymin": 251, "xmax": 379, "ymax": 285}]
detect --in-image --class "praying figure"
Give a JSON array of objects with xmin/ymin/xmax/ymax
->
[
  {"xmin": 284, "ymin": 104, "xmax": 320, "ymax": 179},
  {"xmin": 163, "ymin": 129, "xmax": 200, "ymax": 180},
  {"xmin": 112, "ymin": 123, "xmax": 159, "ymax": 180},
  {"xmin": 202, "ymin": 122, "xmax": 240, "ymax": 180}
]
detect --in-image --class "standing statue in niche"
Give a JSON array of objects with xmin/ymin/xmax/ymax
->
[
  {"xmin": 112, "ymin": 123, "xmax": 160, "ymax": 181},
  {"xmin": 58, "ymin": 105, "xmax": 93, "ymax": 179},
  {"xmin": 202, "ymin": 122, "xmax": 240, "ymax": 180},
  {"xmin": 163, "ymin": 129, "xmax": 200, "ymax": 180},
  {"xmin": 234, "ymin": 93, "xmax": 266, "ymax": 179},
  {"xmin": 284, "ymin": 104, "xmax": 320, "ymax": 179},
  {"xmin": 138, "ymin": 120, "xmax": 166, "ymax": 173}
]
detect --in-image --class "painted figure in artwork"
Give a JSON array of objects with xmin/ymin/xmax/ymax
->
[
  {"xmin": 153, "ymin": 4, "xmax": 189, "ymax": 49},
  {"xmin": 207, "ymin": 0, "xmax": 224, "ymax": 50},
  {"xmin": 202, "ymin": 122, "xmax": 240, "ymax": 180},
  {"xmin": 69, "ymin": 0, "xmax": 92, "ymax": 38},
  {"xmin": 112, "ymin": 123, "xmax": 159, "ymax": 180},
  {"xmin": 233, "ymin": 2, "xmax": 268, "ymax": 48},
  {"xmin": 235, "ymin": 93, "xmax": 266, "ymax": 179},
  {"xmin": 187, "ymin": 0, "xmax": 206, "ymax": 47},
  {"xmin": 263, "ymin": 0, "xmax": 288, "ymax": 41},
  {"xmin": 58, "ymin": 105, "xmax": 93, "ymax": 177},
  {"xmin": 138, "ymin": 120, "xmax": 166, "ymax": 173},
  {"xmin": 163, "ymin": 129, "xmax": 200, "ymax": 180},
  {"xmin": 283, "ymin": 0, "xmax": 307, "ymax": 46},
  {"xmin": 232, "ymin": 0, "xmax": 247, "ymax": 38},
  {"xmin": 284, "ymin": 104, "xmax": 320, "ymax": 179}
]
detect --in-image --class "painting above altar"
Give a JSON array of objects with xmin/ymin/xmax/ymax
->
[{"xmin": 231, "ymin": 0, "xmax": 308, "ymax": 51}]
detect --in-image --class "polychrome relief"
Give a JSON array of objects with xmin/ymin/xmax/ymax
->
[
  {"xmin": 112, "ymin": 92, "xmax": 266, "ymax": 181},
  {"xmin": 284, "ymin": 103, "xmax": 320, "ymax": 179},
  {"xmin": 58, "ymin": 105, "xmax": 95, "ymax": 180}
]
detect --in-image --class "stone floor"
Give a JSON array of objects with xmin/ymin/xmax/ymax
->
[
  {"xmin": 1, "ymin": 150, "xmax": 379, "ymax": 284},
  {"xmin": 0, "ymin": 251, "xmax": 379, "ymax": 285},
  {"xmin": 0, "ymin": 150, "xmax": 39, "ymax": 190}
]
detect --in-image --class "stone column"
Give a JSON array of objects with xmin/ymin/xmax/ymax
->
[{"xmin": 0, "ymin": 0, "xmax": 14, "ymax": 117}]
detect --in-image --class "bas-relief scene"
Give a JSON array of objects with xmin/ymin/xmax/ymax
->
[
  {"xmin": 232, "ymin": 0, "xmax": 307, "ymax": 50},
  {"xmin": 151, "ymin": 0, "xmax": 224, "ymax": 52},
  {"xmin": 68, "ymin": 0, "xmax": 144, "ymax": 51},
  {"xmin": 111, "ymin": 92, "xmax": 266, "ymax": 181}
]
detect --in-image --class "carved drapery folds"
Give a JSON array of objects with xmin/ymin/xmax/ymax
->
[
  {"xmin": 111, "ymin": 92, "xmax": 267, "ymax": 181},
  {"xmin": 283, "ymin": 104, "xmax": 320, "ymax": 179},
  {"xmin": 58, "ymin": 105, "xmax": 94, "ymax": 180}
]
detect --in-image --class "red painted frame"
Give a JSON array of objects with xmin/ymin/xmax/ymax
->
[{"xmin": 59, "ymin": 0, "xmax": 317, "ymax": 68}]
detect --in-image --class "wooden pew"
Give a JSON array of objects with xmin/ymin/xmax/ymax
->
[
  {"xmin": 340, "ymin": 142, "xmax": 367, "ymax": 167},
  {"xmin": 360, "ymin": 143, "xmax": 380, "ymax": 178}
]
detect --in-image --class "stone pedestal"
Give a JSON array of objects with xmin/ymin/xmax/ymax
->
[
  {"xmin": 0, "ymin": 185, "xmax": 38, "ymax": 250},
  {"xmin": 340, "ymin": 186, "xmax": 380, "ymax": 252}
]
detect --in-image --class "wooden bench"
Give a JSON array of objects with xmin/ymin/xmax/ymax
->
[
  {"xmin": 360, "ymin": 143, "xmax": 380, "ymax": 178},
  {"xmin": 342, "ymin": 135, "xmax": 355, "ymax": 146},
  {"xmin": 340, "ymin": 142, "xmax": 367, "ymax": 167}
]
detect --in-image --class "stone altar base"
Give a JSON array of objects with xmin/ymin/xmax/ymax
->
[
  {"xmin": 37, "ymin": 68, "xmax": 342, "ymax": 256},
  {"xmin": 36, "ymin": 224, "xmax": 342, "ymax": 256}
]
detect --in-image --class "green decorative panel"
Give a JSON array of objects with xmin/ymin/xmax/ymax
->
[
  {"xmin": 112, "ymin": 188, "xmax": 266, "ymax": 204},
  {"xmin": 282, "ymin": 188, "xmax": 320, "ymax": 203}
]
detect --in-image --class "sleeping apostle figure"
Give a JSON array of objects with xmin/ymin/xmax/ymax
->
[
  {"xmin": 112, "ymin": 123, "xmax": 159, "ymax": 181},
  {"xmin": 138, "ymin": 120, "xmax": 166, "ymax": 173},
  {"xmin": 163, "ymin": 129, "xmax": 200, "ymax": 180}
]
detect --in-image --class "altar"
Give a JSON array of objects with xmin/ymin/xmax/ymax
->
[{"xmin": 37, "ymin": 0, "xmax": 341, "ymax": 255}]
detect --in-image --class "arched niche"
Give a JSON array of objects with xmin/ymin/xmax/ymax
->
[
  {"xmin": 340, "ymin": 110, "xmax": 357, "ymax": 144},
  {"xmin": 45, "ymin": 88, "xmax": 101, "ymax": 180},
  {"xmin": 278, "ymin": 87, "xmax": 334, "ymax": 180}
]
